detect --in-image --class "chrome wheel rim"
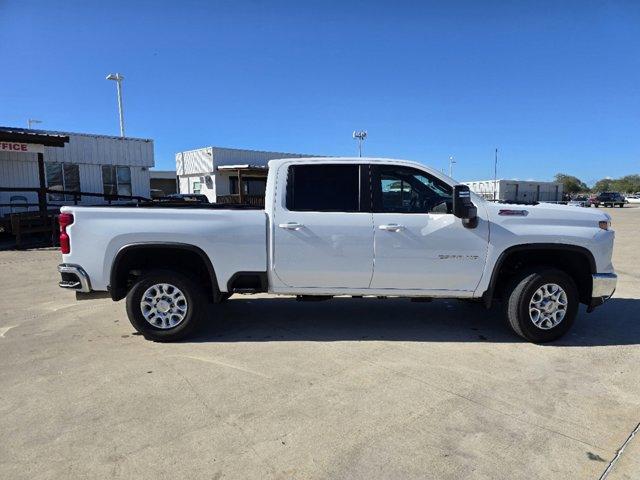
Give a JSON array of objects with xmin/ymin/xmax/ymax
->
[
  {"xmin": 529, "ymin": 283, "xmax": 567, "ymax": 330},
  {"xmin": 140, "ymin": 283, "xmax": 188, "ymax": 329}
]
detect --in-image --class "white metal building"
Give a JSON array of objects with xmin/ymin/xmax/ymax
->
[
  {"xmin": 0, "ymin": 127, "xmax": 154, "ymax": 215},
  {"xmin": 463, "ymin": 179, "xmax": 563, "ymax": 203},
  {"xmin": 176, "ymin": 146, "xmax": 314, "ymax": 203}
]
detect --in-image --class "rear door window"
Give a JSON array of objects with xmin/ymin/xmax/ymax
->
[{"xmin": 286, "ymin": 164, "xmax": 361, "ymax": 212}]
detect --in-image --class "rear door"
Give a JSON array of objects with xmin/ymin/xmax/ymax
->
[
  {"xmin": 369, "ymin": 164, "xmax": 489, "ymax": 292},
  {"xmin": 272, "ymin": 163, "xmax": 374, "ymax": 288}
]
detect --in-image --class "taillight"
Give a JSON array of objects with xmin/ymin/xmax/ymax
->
[{"xmin": 59, "ymin": 213, "xmax": 74, "ymax": 254}]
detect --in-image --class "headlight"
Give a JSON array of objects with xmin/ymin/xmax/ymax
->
[{"xmin": 599, "ymin": 220, "xmax": 611, "ymax": 230}]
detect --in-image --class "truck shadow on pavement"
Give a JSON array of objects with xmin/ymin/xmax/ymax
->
[{"xmin": 188, "ymin": 296, "xmax": 640, "ymax": 347}]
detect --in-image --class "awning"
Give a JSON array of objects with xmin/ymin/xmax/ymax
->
[{"xmin": 0, "ymin": 127, "xmax": 69, "ymax": 147}]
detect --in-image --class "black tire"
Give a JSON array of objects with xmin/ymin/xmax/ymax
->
[
  {"xmin": 504, "ymin": 268, "xmax": 579, "ymax": 343},
  {"xmin": 126, "ymin": 269, "xmax": 206, "ymax": 342}
]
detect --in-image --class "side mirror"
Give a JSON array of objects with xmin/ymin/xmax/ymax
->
[{"xmin": 453, "ymin": 185, "xmax": 478, "ymax": 229}]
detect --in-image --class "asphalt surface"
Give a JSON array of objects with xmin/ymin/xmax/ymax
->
[{"xmin": 1, "ymin": 207, "xmax": 639, "ymax": 479}]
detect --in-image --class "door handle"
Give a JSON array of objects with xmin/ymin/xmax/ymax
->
[
  {"xmin": 379, "ymin": 224, "xmax": 404, "ymax": 232},
  {"xmin": 278, "ymin": 222, "xmax": 304, "ymax": 230}
]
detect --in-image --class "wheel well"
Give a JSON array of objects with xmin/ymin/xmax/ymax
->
[
  {"xmin": 488, "ymin": 246, "xmax": 594, "ymax": 305},
  {"xmin": 110, "ymin": 245, "xmax": 220, "ymax": 302}
]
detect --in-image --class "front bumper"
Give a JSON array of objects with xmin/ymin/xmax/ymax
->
[
  {"xmin": 58, "ymin": 264, "xmax": 91, "ymax": 293},
  {"xmin": 588, "ymin": 273, "xmax": 617, "ymax": 312}
]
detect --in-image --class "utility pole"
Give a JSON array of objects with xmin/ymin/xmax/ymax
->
[
  {"xmin": 352, "ymin": 130, "xmax": 367, "ymax": 157},
  {"xmin": 449, "ymin": 156, "xmax": 456, "ymax": 177},
  {"xmin": 27, "ymin": 119, "xmax": 42, "ymax": 129},
  {"xmin": 106, "ymin": 73, "xmax": 126, "ymax": 137},
  {"xmin": 493, "ymin": 148, "xmax": 498, "ymax": 201}
]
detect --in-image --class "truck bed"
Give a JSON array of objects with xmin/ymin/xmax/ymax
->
[{"xmin": 60, "ymin": 205, "xmax": 267, "ymax": 293}]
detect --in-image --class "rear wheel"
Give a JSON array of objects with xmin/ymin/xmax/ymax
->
[
  {"xmin": 504, "ymin": 268, "xmax": 579, "ymax": 343},
  {"xmin": 126, "ymin": 269, "xmax": 206, "ymax": 342}
]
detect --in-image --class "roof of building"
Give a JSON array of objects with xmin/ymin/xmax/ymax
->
[
  {"xmin": 0, "ymin": 126, "xmax": 69, "ymax": 147},
  {"xmin": 0, "ymin": 126, "xmax": 152, "ymax": 143},
  {"xmin": 217, "ymin": 164, "xmax": 269, "ymax": 170},
  {"xmin": 177, "ymin": 145, "xmax": 317, "ymax": 157},
  {"xmin": 463, "ymin": 179, "xmax": 561, "ymax": 185}
]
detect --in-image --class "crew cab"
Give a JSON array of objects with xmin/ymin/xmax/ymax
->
[{"xmin": 57, "ymin": 158, "xmax": 617, "ymax": 343}]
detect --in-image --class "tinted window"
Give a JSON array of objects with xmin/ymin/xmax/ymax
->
[
  {"xmin": 102, "ymin": 165, "xmax": 132, "ymax": 197},
  {"xmin": 286, "ymin": 164, "xmax": 360, "ymax": 212},
  {"xmin": 372, "ymin": 165, "xmax": 453, "ymax": 214},
  {"xmin": 46, "ymin": 162, "xmax": 80, "ymax": 201}
]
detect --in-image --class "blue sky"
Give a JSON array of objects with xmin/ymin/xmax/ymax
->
[{"xmin": 1, "ymin": 0, "xmax": 639, "ymax": 184}]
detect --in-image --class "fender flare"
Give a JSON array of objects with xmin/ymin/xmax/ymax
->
[
  {"xmin": 109, "ymin": 242, "xmax": 221, "ymax": 302},
  {"xmin": 481, "ymin": 243, "xmax": 596, "ymax": 308}
]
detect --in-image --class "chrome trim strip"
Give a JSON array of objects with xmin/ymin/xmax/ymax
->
[
  {"xmin": 58, "ymin": 264, "xmax": 91, "ymax": 293},
  {"xmin": 592, "ymin": 273, "xmax": 617, "ymax": 299}
]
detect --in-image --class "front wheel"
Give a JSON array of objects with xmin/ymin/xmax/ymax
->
[
  {"xmin": 125, "ymin": 269, "xmax": 206, "ymax": 342},
  {"xmin": 504, "ymin": 268, "xmax": 579, "ymax": 343}
]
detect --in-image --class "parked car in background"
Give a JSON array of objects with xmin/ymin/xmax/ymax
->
[
  {"xmin": 625, "ymin": 194, "xmax": 640, "ymax": 205},
  {"xmin": 567, "ymin": 195, "xmax": 590, "ymax": 208},
  {"xmin": 590, "ymin": 192, "xmax": 626, "ymax": 208},
  {"xmin": 56, "ymin": 157, "xmax": 617, "ymax": 344}
]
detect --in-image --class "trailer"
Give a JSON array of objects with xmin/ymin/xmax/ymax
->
[{"xmin": 463, "ymin": 179, "xmax": 563, "ymax": 203}]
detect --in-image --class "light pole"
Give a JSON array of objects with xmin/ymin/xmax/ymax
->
[
  {"xmin": 27, "ymin": 119, "xmax": 42, "ymax": 129},
  {"xmin": 493, "ymin": 148, "xmax": 498, "ymax": 201},
  {"xmin": 106, "ymin": 73, "xmax": 126, "ymax": 137},
  {"xmin": 449, "ymin": 156, "xmax": 456, "ymax": 177},
  {"xmin": 353, "ymin": 130, "xmax": 367, "ymax": 157}
]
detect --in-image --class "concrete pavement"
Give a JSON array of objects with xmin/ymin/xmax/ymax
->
[{"xmin": 1, "ymin": 208, "xmax": 639, "ymax": 479}]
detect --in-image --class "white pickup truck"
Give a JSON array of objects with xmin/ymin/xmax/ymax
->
[{"xmin": 57, "ymin": 158, "xmax": 617, "ymax": 343}]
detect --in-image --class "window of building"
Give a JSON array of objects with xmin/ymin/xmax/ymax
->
[
  {"xmin": 286, "ymin": 164, "xmax": 360, "ymax": 212},
  {"xmin": 229, "ymin": 176, "xmax": 267, "ymax": 196},
  {"xmin": 45, "ymin": 162, "xmax": 80, "ymax": 201},
  {"xmin": 102, "ymin": 166, "xmax": 132, "ymax": 197},
  {"xmin": 372, "ymin": 165, "xmax": 452, "ymax": 214}
]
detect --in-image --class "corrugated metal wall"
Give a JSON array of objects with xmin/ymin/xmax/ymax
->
[
  {"xmin": 211, "ymin": 147, "xmax": 312, "ymax": 168},
  {"xmin": 0, "ymin": 132, "xmax": 154, "ymax": 214},
  {"xmin": 176, "ymin": 146, "xmax": 315, "ymax": 175},
  {"xmin": 43, "ymin": 133, "xmax": 154, "ymax": 167},
  {"xmin": 176, "ymin": 148, "xmax": 213, "ymax": 175},
  {"xmin": 175, "ymin": 146, "xmax": 315, "ymax": 199},
  {"xmin": 463, "ymin": 180, "xmax": 563, "ymax": 202}
]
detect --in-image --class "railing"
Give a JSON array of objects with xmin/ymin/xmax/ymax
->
[
  {"xmin": 0, "ymin": 186, "xmax": 149, "ymax": 212},
  {"xmin": 216, "ymin": 194, "xmax": 265, "ymax": 207}
]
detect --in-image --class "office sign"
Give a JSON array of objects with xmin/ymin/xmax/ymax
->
[{"xmin": 0, "ymin": 142, "xmax": 45, "ymax": 154}]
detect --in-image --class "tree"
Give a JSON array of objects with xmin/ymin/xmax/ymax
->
[
  {"xmin": 593, "ymin": 178, "xmax": 613, "ymax": 192},
  {"xmin": 593, "ymin": 175, "xmax": 640, "ymax": 193},
  {"xmin": 554, "ymin": 173, "xmax": 588, "ymax": 194}
]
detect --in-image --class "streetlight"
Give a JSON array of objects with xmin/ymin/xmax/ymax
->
[
  {"xmin": 493, "ymin": 148, "xmax": 498, "ymax": 201},
  {"xmin": 353, "ymin": 130, "xmax": 367, "ymax": 157},
  {"xmin": 27, "ymin": 119, "xmax": 42, "ymax": 129},
  {"xmin": 449, "ymin": 156, "xmax": 456, "ymax": 177},
  {"xmin": 106, "ymin": 73, "xmax": 126, "ymax": 137}
]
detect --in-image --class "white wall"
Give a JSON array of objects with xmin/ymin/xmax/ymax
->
[
  {"xmin": 0, "ymin": 132, "xmax": 154, "ymax": 215},
  {"xmin": 464, "ymin": 180, "xmax": 563, "ymax": 202},
  {"xmin": 178, "ymin": 174, "xmax": 216, "ymax": 202},
  {"xmin": 175, "ymin": 146, "xmax": 315, "ymax": 203}
]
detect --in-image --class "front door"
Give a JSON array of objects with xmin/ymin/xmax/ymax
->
[
  {"xmin": 369, "ymin": 164, "xmax": 489, "ymax": 292},
  {"xmin": 272, "ymin": 163, "xmax": 374, "ymax": 288}
]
